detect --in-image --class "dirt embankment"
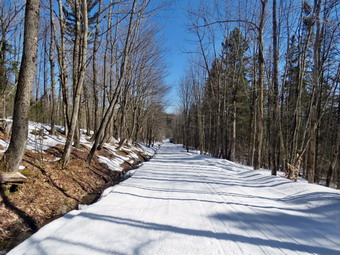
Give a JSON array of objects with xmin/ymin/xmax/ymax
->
[{"xmin": 0, "ymin": 135, "xmax": 154, "ymax": 253}]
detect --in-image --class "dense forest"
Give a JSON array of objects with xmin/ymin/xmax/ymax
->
[
  {"xmin": 0, "ymin": 0, "xmax": 170, "ymax": 171},
  {"xmin": 171, "ymin": 0, "xmax": 339, "ymax": 187},
  {"xmin": 0, "ymin": 0, "xmax": 339, "ymax": 188}
]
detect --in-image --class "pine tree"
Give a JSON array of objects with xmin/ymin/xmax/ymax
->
[
  {"xmin": 221, "ymin": 27, "xmax": 249, "ymax": 161},
  {"xmin": 63, "ymin": 0, "xmax": 100, "ymax": 42}
]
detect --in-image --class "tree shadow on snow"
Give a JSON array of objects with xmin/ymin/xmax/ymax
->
[{"xmin": 54, "ymin": 212, "xmax": 340, "ymax": 255}]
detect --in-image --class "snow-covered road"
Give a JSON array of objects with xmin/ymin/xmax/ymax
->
[{"xmin": 9, "ymin": 143, "xmax": 340, "ymax": 254}]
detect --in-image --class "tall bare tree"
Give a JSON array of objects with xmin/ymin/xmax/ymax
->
[
  {"xmin": 49, "ymin": 0, "xmax": 56, "ymax": 135},
  {"xmin": 61, "ymin": 0, "xmax": 89, "ymax": 167},
  {"xmin": 86, "ymin": 0, "xmax": 139, "ymax": 165},
  {"xmin": 253, "ymin": 0, "xmax": 267, "ymax": 170},
  {"xmin": 270, "ymin": 0, "xmax": 280, "ymax": 175},
  {"xmin": 0, "ymin": 0, "xmax": 40, "ymax": 172},
  {"xmin": 56, "ymin": 0, "xmax": 70, "ymax": 136}
]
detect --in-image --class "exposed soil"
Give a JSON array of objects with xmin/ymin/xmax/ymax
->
[{"xmin": 0, "ymin": 137, "xmax": 152, "ymax": 253}]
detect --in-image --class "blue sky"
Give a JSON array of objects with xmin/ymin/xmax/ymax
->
[{"xmin": 152, "ymin": 0, "xmax": 199, "ymax": 113}]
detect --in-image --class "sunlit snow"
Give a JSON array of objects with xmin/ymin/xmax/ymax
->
[{"xmin": 8, "ymin": 142, "xmax": 340, "ymax": 255}]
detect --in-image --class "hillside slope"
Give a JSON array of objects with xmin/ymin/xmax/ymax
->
[{"xmin": 0, "ymin": 120, "xmax": 156, "ymax": 252}]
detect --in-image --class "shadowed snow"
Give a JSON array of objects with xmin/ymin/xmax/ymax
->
[{"xmin": 8, "ymin": 142, "xmax": 340, "ymax": 255}]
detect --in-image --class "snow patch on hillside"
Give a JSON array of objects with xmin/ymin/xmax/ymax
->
[
  {"xmin": 97, "ymin": 155, "xmax": 123, "ymax": 171},
  {"xmin": 0, "ymin": 119, "xmax": 156, "ymax": 172}
]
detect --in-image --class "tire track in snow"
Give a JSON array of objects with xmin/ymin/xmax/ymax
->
[
  {"xmin": 203, "ymin": 165, "xmax": 338, "ymax": 254},
  {"xmin": 196, "ymin": 166, "xmax": 276, "ymax": 255}
]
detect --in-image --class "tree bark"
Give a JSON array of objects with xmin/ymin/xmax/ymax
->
[
  {"xmin": 92, "ymin": 0, "xmax": 102, "ymax": 136},
  {"xmin": 49, "ymin": 0, "xmax": 56, "ymax": 135},
  {"xmin": 0, "ymin": 0, "xmax": 40, "ymax": 172},
  {"xmin": 253, "ymin": 0, "xmax": 267, "ymax": 170},
  {"xmin": 271, "ymin": 0, "xmax": 280, "ymax": 175},
  {"xmin": 326, "ymin": 98, "xmax": 339, "ymax": 187},
  {"xmin": 86, "ymin": 0, "xmax": 139, "ymax": 166},
  {"xmin": 57, "ymin": 0, "xmax": 70, "ymax": 136},
  {"xmin": 61, "ymin": 0, "xmax": 88, "ymax": 167},
  {"xmin": 308, "ymin": 0, "xmax": 322, "ymax": 183}
]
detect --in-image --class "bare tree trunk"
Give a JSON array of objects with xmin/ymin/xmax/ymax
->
[
  {"xmin": 43, "ymin": 33, "xmax": 48, "ymax": 121},
  {"xmin": 118, "ymin": 95, "xmax": 127, "ymax": 149},
  {"xmin": 270, "ymin": 0, "xmax": 280, "ymax": 175},
  {"xmin": 254, "ymin": 0, "xmax": 267, "ymax": 170},
  {"xmin": 49, "ymin": 0, "xmax": 56, "ymax": 135},
  {"xmin": 101, "ymin": 1, "xmax": 113, "ymax": 129},
  {"xmin": 308, "ymin": 0, "xmax": 322, "ymax": 183},
  {"xmin": 92, "ymin": 0, "xmax": 102, "ymax": 135},
  {"xmin": 326, "ymin": 98, "xmax": 339, "ymax": 187},
  {"xmin": 83, "ymin": 83, "xmax": 92, "ymax": 135},
  {"xmin": 249, "ymin": 52, "xmax": 257, "ymax": 166},
  {"xmin": 0, "ymin": 30, "xmax": 8, "ymax": 119},
  {"xmin": 71, "ymin": 1, "xmax": 82, "ymax": 148},
  {"xmin": 86, "ymin": 0, "xmax": 139, "ymax": 165},
  {"xmin": 61, "ymin": 0, "xmax": 88, "ymax": 167},
  {"xmin": 230, "ymin": 94, "xmax": 236, "ymax": 161},
  {"xmin": 57, "ymin": 0, "xmax": 69, "ymax": 136},
  {"xmin": 128, "ymin": 97, "xmax": 140, "ymax": 141},
  {"xmin": 0, "ymin": 0, "xmax": 40, "ymax": 172},
  {"xmin": 286, "ymin": 7, "xmax": 313, "ymax": 180}
]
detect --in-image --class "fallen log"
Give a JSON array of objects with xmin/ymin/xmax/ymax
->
[{"xmin": 0, "ymin": 172, "xmax": 27, "ymax": 184}]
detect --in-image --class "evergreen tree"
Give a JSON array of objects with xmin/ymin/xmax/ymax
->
[
  {"xmin": 221, "ymin": 28, "xmax": 249, "ymax": 161},
  {"xmin": 63, "ymin": 0, "xmax": 100, "ymax": 42}
]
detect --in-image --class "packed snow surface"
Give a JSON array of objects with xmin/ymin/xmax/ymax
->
[{"xmin": 9, "ymin": 143, "xmax": 340, "ymax": 255}]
